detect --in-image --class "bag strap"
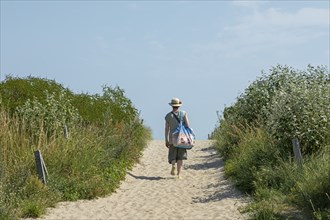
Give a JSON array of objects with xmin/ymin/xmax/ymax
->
[{"xmin": 171, "ymin": 111, "xmax": 181, "ymax": 123}]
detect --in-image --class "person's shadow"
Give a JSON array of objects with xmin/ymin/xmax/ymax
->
[{"xmin": 127, "ymin": 172, "xmax": 166, "ymax": 181}]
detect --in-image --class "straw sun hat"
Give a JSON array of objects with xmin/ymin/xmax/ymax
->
[{"xmin": 169, "ymin": 98, "xmax": 182, "ymax": 107}]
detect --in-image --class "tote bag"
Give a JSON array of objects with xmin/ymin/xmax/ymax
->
[{"xmin": 172, "ymin": 111, "xmax": 195, "ymax": 149}]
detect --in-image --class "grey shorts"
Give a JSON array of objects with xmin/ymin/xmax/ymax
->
[{"xmin": 168, "ymin": 145, "xmax": 187, "ymax": 164}]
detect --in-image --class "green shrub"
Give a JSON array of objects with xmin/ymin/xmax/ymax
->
[
  {"xmin": 213, "ymin": 65, "xmax": 329, "ymax": 218},
  {"xmin": 102, "ymin": 85, "xmax": 138, "ymax": 124},
  {"xmin": 265, "ymin": 69, "xmax": 330, "ymax": 155},
  {"xmin": 0, "ymin": 76, "xmax": 140, "ymax": 127},
  {"xmin": 217, "ymin": 65, "xmax": 329, "ymax": 156},
  {"xmin": 71, "ymin": 93, "xmax": 106, "ymax": 124},
  {"xmin": 0, "ymin": 75, "xmax": 72, "ymax": 114},
  {"xmin": 16, "ymin": 90, "xmax": 81, "ymax": 139}
]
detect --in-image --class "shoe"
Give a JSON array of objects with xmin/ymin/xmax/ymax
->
[
  {"xmin": 170, "ymin": 166, "xmax": 175, "ymax": 175},
  {"xmin": 176, "ymin": 175, "xmax": 182, "ymax": 180}
]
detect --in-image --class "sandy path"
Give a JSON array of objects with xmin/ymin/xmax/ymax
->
[{"xmin": 35, "ymin": 140, "xmax": 248, "ymax": 219}]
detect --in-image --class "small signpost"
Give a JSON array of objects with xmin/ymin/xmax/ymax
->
[
  {"xmin": 34, "ymin": 150, "xmax": 48, "ymax": 184},
  {"xmin": 292, "ymin": 138, "xmax": 303, "ymax": 167}
]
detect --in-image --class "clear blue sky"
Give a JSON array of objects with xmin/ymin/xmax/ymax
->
[{"xmin": 1, "ymin": 1, "xmax": 329, "ymax": 140}]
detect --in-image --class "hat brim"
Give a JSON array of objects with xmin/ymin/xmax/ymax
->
[{"xmin": 169, "ymin": 103, "xmax": 182, "ymax": 107}]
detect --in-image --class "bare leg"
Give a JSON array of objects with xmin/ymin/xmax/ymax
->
[
  {"xmin": 171, "ymin": 160, "xmax": 176, "ymax": 175},
  {"xmin": 177, "ymin": 160, "xmax": 183, "ymax": 176}
]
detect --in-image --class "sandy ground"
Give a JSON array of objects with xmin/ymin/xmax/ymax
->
[{"xmin": 32, "ymin": 140, "xmax": 249, "ymax": 220}]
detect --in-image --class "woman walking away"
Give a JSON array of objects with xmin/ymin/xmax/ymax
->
[{"xmin": 165, "ymin": 98, "xmax": 191, "ymax": 179}]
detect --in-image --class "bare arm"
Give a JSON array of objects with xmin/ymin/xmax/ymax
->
[
  {"xmin": 184, "ymin": 114, "xmax": 190, "ymax": 128},
  {"xmin": 165, "ymin": 121, "xmax": 170, "ymax": 147}
]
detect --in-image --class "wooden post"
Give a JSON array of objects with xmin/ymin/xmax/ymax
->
[
  {"xmin": 292, "ymin": 138, "xmax": 303, "ymax": 166},
  {"xmin": 34, "ymin": 150, "xmax": 48, "ymax": 184},
  {"xmin": 63, "ymin": 125, "xmax": 69, "ymax": 139}
]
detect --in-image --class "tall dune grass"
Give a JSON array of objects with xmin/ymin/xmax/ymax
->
[{"xmin": 0, "ymin": 107, "xmax": 151, "ymax": 219}]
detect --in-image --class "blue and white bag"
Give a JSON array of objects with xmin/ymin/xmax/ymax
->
[{"xmin": 171, "ymin": 111, "xmax": 195, "ymax": 149}]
